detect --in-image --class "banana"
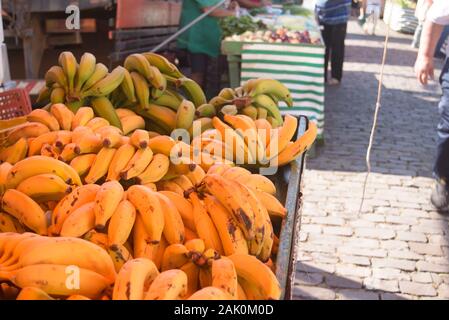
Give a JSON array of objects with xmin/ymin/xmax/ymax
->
[
  {"xmin": 148, "ymin": 65, "xmax": 167, "ymax": 91},
  {"xmin": 253, "ymin": 189, "xmax": 286, "ymax": 218},
  {"xmin": 209, "ymin": 96, "xmax": 231, "ymax": 109},
  {"xmin": 0, "ymin": 212, "xmax": 25, "ymax": 233},
  {"xmin": 120, "ymin": 68, "xmax": 137, "ymax": 103},
  {"xmin": 84, "ymin": 147, "xmax": 117, "ymax": 184},
  {"xmin": 154, "ymin": 192, "xmax": 185, "ymax": 244},
  {"xmin": 254, "ymin": 119, "xmax": 273, "ymax": 149},
  {"xmin": 249, "ymin": 79, "xmax": 293, "ymax": 108},
  {"xmin": 82, "ymin": 63, "xmax": 109, "ymax": 91},
  {"xmin": 207, "ymin": 163, "xmax": 232, "ymax": 175},
  {"xmin": 116, "ymin": 108, "xmax": 136, "ymax": 119},
  {"xmin": 238, "ymin": 277, "xmax": 264, "ymax": 299},
  {"xmin": 6, "ymin": 122, "xmax": 50, "ymax": 145},
  {"xmin": 98, "ymin": 126, "xmax": 123, "ymax": 148},
  {"xmin": 161, "ymin": 244, "xmax": 189, "ymax": 271},
  {"xmin": 221, "ymin": 166, "xmax": 251, "ymax": 181},
  {"xmin": 236, "ymin": 282, "xmax": 248, "ymax": 300},
  {"xmin": 106, "ymin": 144, "xmax": 136, "ymax": 181},
  {"xmin": 120, "ymin": 147, "xmax": 153, "ymax": 180},
  {"xmin": 142, "ymin": 52, "xmax": 183, "ymax": 78},
  {"xmin": 195, "ymin": 103, "xmax": 216, "ymax": 118},
  {"xmin": 130, "ymin": 71, "xmax": 150, "ymax": 109},
  {"xmin": 188, "ymin": 287, "xmax": 230, "ymax": 300},
  {"xmin": 108, "ymin": 200, "xmax": 136, "ymax": 245},
  {"xmin": 127, "ymin": 185, "xmax": 164, "ymax": 243},
  {"xmin": 51, "ymin": 103, "xmax": 75, "ymax": 131},
  {"xmin": 2, "ymin": 189, "xmax": 47, "ymax": 235},
  {"xmin": 212, "ymin": 117, "xmax": 254, "ymax": 164},
  {"xmin": 132, "ymin": 215, "xmax": 151, "ymax": 258},
  {"xmin": 74, "ymin": 132, "xmax": 102, "ymax": 155},
  {"xmin": 241, "ymin": 105, "xmax": 258, "ymax": 120},
  {"xmin": 124, "ymin": 53, "xmax": 154, "ymax": 81},
  {"xmin": 138, "ymin": 104, "xmax": 177, "ymax": 132},
  {"xmin": 70, "ymin": 154, "xmax": 97, "ymax": 177},
  {"xmin": 50, "ymin": 184, "xmax": 100, "ymax": 235},
  {"xmin": 252, "ymin": 94, "xmax": 283, "ymax": 125},
  {"xmin": 108, "ymin": 243, "xmax": 133, "ymax": 273},
  {"xmin": 66, "ymin": 295, "xmax": 91, "ymax": 300},
  {"xmin": 83, "ymin": 230, "xmax": 109, "ymax": 249},
  {"xmin": 59, "ymin": 143, "xmax": 78, "ymax": 162},
  {"xmin": 75, "ymin": 52, "xmax": 96, "ymax": 93},
  {"xmin": 267, "ymin": 114, "xmax": 297, "ymax": 158},
  {"xmin": 59, "ymin": 51, "xmax": 77, "ymax": 95},
  {"xmin": 235, "ymin": 174, "xmax": 276, "ymax": 195},
  {"xmin": 151, "ymin": 91, "xmax": 182, "ymax": 111},
  {"xmin": 136, "ymin": 153, "xmax": 170, "ymax": 184},
  {"xmin": 257, "ymin": 218, "xmax": 275, "ymax": 262},
  {"xmin": 228, "ymin": 254, "xmax": 281, "ymax": 300},
  {"xmin": 60, "ymin": 202, "xmax": 95, "ymax": 237},
  {"xmin": 275, "ymin": 121, "xmax": 317, "ymax": 166},
  {"xmin": 211, "ymin": 257, "xmax": 238, "ymax": 299},
  {"xmin": 1, "ymin": 138, "xmax": 28, "ymax": 164},
  {"xmin": 203, "ymin": 195, "xmax": 249, "ymax": 256},
  {"xmin": 177, "ymin": 77, "xmax": 207, "ymax": 107},
  {"xmin": 16, "ymin": 173, "xmax": 72, "ymax": 202},
  {"xmin": 130, "ymin": 129, "xmax": 150, "ymax": 149},
  {"xmin": 90, "ymin": 96, "xmax": 122, "ymax": 129},
  {"xmin": 28, "ymin": 132, "xmax": 61, "ymax": 156},
  {"xmin": 159, "ymin": 191, "xmax": 195, "ymax": 231},
  {"xmin": 185, "ymin": 164, "xmax": 206, "ymax": 187},
  {"xmin": 16, "ymin": 287, "xmax": 55, "ymax": 300},
  {"xmin": 156, "ymin": 180, "xmax": 183, "ymax": 196},
  {"xmin": 144, "ymin": 269, "xmax": 187, "ymax": 300},
  {"xmin": 93, "ymin": 181, "xmax": 124, "ymax": 230},
  {"xmin": 171, "ymin": 175, "xmax": 194, "ymax": 193},
  {"xmin": 82, "ymin": 66, "xmax": 126, "ymax": 98},
  {"xmin": 71, "ymin": 107, "xmax": 95, "ymax": 130},
  {"xmin": 203, "ymin": 174, "xmax": 256, "ymax": 241},
  {"xmin": 50, "ymin": 87, "xmax": 66, "ymax": 104},
  {"xmin": 85, "ymin": 117, "xmax": 110, "ymax": 132},
  {"xmin": 5, "ymin": 264, "xmax": 110, "ymax": 298},
  {"xmin": 218, "ymin": 88, "xmax": 236, "ymax": 100},
  {"xmin": 176, "ymin": 99, "xmax": 196, "ymax": 130},
  {"xmin": 188, "ymin": 118, "xmax": 214, "ymax": 137},
  {"xmin": 45, "ymin": 65, "xmax": 68, "ymax": 91},
  {"xmin": 257, "ymin": 106, "xmax": 268, "ymax": 120},
  {"xmin": 121, "ymin": 115, "xmax": 146, "ymax": 135},
  {"xmin": 188, "ymin": 192, "xmax": 224, "ymax": 254},
  {"xmin": 180, "ymin": 261, "xmax": 200, "ymax": 298},
  {"xmin": 267, "ymin": 116, "xmax": 280, "ymax": 128},
  {"xmin": 27, "ymin": 109, "xmax": 60, "ymax": 131},
  {"xmin": 6, "ymin": 156, "xmax": 82, "ymax": 189},
  {"xmin": 113, "ymin": 258, "xmax": 159, "ymax": 300},
  {"xmin": 148, "ymin": 135, "xmax": 176, "ymax": 157},
  {"xmin": 219, "ymin": 104, "xmax": 238, "ymax": 117}
]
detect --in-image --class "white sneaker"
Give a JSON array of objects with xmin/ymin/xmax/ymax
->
[{"xmin": 328, "ymin": 78, "xmax": 341, "ymax": 85}]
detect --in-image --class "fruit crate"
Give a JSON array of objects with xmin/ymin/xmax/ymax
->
[
  {"xmin": 271, "ymin": 115, "xmax": 308, "ymax": 300},
  {"xmin": 0, "ymin": 88, "xmax": 32, "ymax": 144}
]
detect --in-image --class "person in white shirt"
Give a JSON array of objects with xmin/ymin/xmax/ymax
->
[{"xmin": 415, "ymin": 0, "xmax": 449, "ymax": 213}]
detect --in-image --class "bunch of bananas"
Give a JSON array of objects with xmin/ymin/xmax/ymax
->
[{"xmin": 39, "ymin": 52, "xmax": 126, "ymax": 118}]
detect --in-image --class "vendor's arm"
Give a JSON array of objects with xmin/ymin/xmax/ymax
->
[
  {"xmin": 237, "ymin": 0, "xmax": 271, "ymax": 9},
  {"xmin": 197, "ymin": 0, "xmax": 235, "ymax": 17}
]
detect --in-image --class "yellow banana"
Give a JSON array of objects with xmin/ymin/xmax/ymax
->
[
  {"xmin": 84, "ymin": 147, "xmax": 117, "ymax": 184},
  {"xmin": 207, "ymin": 163, "xmax": 233, "ymax": 175},
  {"xmin": 60, "ymin": 202, "xmax": 95, "ymax": 237},
  {"xmin": 185, "ymin": 164, "xmax": 206, "ymax": 187},
  {"xmin": 211, "ymin": 257, "xmax": 238, "ymax": 299},
  {"xmin": 5, "ymin": 122, "xmax": 50, "ymax": 146},
  {"xmin": 107, "ymin": 143, "xmax": 136, "ymax": 181},
  {"xmin": 71, "ymin": 107, "xmax": 94, "ymax": 130},
  {"xmin": 70, "ymin": 154, "xmax": 97, "ymax": 177},
  {"xmin": 159, "ymin": 190, "xmax": 195, "ymax": 231},
  {"xmin": 148, "ymin": 135, "xmax": 176, "ymax": 157},
  {"xmin": 45, "ymin": 65, "xmax": 68, "ymax": 91},
  {"xmin": 120, "ymin": 115, "xmax": 146, "ymax": 135},
  {"xmin": 235, "ymin": 174, "xmax": 277, "ymax": 195},
  {"xmin": 1, "ymin": 189, "xmax": 47, "ymax": 235},
  {"xmin": 171, "ymin": 175, "xmax": 194, "ymax": 193},
  {"xmin": 253, "ymin": 189, "xmax": 286, "ymax": 218},
  {"xmin": 0, "ymin": 212, "xmax": 26, "ymax": 233},
  {"xmin": 130, "ymin": 71, "xmax": 150, "ymax": 109},
  {"xmin": 127, "ymin": 185, "xmax": 164, "ymax": 243},
  {"xmin": 91, "ymin": 96, "xmax": 122, "ymax": 130},
  {"xmin": 188, "ymin": 287, "xmax": 231, "ymax": 300},
  {"xmin": 6, "ymin": 156, "xmax": 82, "ymax": 189},
  {"xmin": 82, "ymin": 66, "xmax": 126, "ymax": 98},
  {"xmin": 108, "ymin": 200, "xmax": 136, "ymax": 245},
  {"xmin": 130, "ymin": 129, "xmax": 150, "ymax": 149},
  {"xmin": 203, "ymin": 195, "xmax": 249, "ymax": 256},
  {"xmin": 54, "ymin": 130, "xmax": 74, "ymax": 150},
  {"xmin": 59, "ymin": 143, "xmax": 78, "ymax": 162},
  {"xmin": 136, "ymin": 153, "xmax": 170, "ymax": 184},
  {"xmin": 93, "ymin": 181, "xmax": 124, "ymax": 230},
  {"xmin": 108, "ymin": 243, "xmax": 133, "ymax": 273},
  {"xmin": 154, "ymin": 192, "xmax": 185, "ymax": 245},
  {"xmin": 85, "ymin": 117, "xmax": 110, "ymax": 132},
  {"xmin": 113, "ymin": 258, "xmax": 159, "ymax": 300},
  {"xmin": 27, "ymin": 109, "xmax": 60, "ymax": 131},
  {"xmin": 66, "ymin": 295, "xmax": 91, "ymax": 300},
  {"xmin": 180, "ymin": 261, "xmax": 200, "ymax": 298},
  {"xmin": 267, "ymin": 114, "xmax": 297, "ymax": 158},
  {"xmin": 16, "ymin": 173, "xmax": 72, "ymax": 202},
  {"xmin": 142, "ymin": 52, "xmax": 183, "ymax": 78},
  {"xmin": 74, "ymin": 132, "xmax": 102, "ymax": 155},
  {"xmin": 176, "ymin": 99, "xmax": 196, "ymax": 130},
  {"xmin": 16, "ymin": 287, "xmax": 55, "ymax": 300},
  {"xmin": 120, "ymin": 147, "xmax": 153, "ymax": 180},
  {"xmin": 161, "ymin": 244, "xmax": 189, "ymax": 271},
  {"xmin": 0, "ymin": 162, "xmax": 12, "ymax": 192},
  {"xmin": 59, "ymin": 51, "xmax": 77, "ymax": 95},
  {"xmin": 221, "ymin": 166, "xmax": 252, "ymax": 181},
  {"xmin": 120, "ymin": 68, "xmax": 137, "ymax": 103},
  {"xmin": 0, "ymin": 138, "xmax": 28, "ymax": 164},
  {"xmin": 82, "ymin": 63, "xmax": 108, "ymax": 92},
  {"xmin": 27, "ymin": 131, "xmax": 57, "ymax": 157},
  {"xmin": 144, "ymin": 269, "xmax": 188, "ymax": 300},
  {"xmin": 75, "ymin": 52, "xmax": 96, "ymax": 93},
  {"xmin": 50, "ymin": 103, "xmax": 74, "ymax": 131},
  {"xmin": 139, "ymin": 104, "xmax": 177, "ymax": 132},
  {"xmin": 124, "ymin": 53, "xmax": 154, "ymax": 81},
  {"xmin": 97, "ymin": 126, "xmax": 123, "ymax": 149},
  {"xmin": 188, "ymin": 192, "xmax": 224, "ymax": 255}
]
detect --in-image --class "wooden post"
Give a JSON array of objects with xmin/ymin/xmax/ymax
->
[{"xmin": 22, "ymin": 15, "xmax": 46, "ymax": 79}]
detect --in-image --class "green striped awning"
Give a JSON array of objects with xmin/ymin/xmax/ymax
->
[{"xmin": 241, "ymin": 43, "xmax": 325, "ymax": 137}]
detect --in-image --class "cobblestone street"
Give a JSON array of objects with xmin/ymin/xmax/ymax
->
[{"xmin": 293, "ymin": 20, "xmax": 449, "ymax": 300}]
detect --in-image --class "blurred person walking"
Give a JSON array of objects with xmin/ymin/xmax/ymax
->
[
  {"xmin": 412, "ymin": 0, "xmax": 433, "ymax": 48},
  {"xmin": 315, "ymin": 0, "xmax": 352, "ymax": 85},
  {"xmin": 415, "ymin": 0, "xmax": 449, "ymax": 213}
]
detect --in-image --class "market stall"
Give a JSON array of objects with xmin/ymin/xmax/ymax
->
[
  {"xmin": 0, "ymin": 48, "xmax": 317, "ymax": 300},
  {"xmin": 222, "ymin": 6, "xmax": 325, "ymax": 141}
]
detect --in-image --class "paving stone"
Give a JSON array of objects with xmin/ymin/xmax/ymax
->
[
  {"xmin": 396, "ymin": 231, "xmax": 428, "ymax": 243},
  {"xmin": 337, "ymin": 289, "xmax": 380, "ymax": 300},
  {"xmin": 293, "ymin": 286, "xmax": 336, "ymax": 300},
  {"xmin": 399, "ymin": 281, "xmax": 437, "ymax": 297},
  {"xmin": 294, "ymin": 272, "xmax": 324, "ymax": 286},
  {"xmin": 409, "ymin": 243, "xmax": 443, "ymax": 256},
  {"xmin": 364, "ymin": 278, "xmax": 399, "ymax": 292},
  {"xmin": 355, "ymin": 227, "xmax": 396, "ymax": 240}
]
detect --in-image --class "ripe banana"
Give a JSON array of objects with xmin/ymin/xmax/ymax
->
[
  {"xmin": 84, "ymin": 147, "xmax": 117, "ymax": 184},
  {"xmin": 6, "ymin": 122, "xmax": 50, "ymax": 145},
  {"xmin": 0, "ymin": 138, "xmax": 28, "ymax": 164},
  {"xmin": 75, "ymin": 52, "xmax": 96, "ymax": 93},
  {"xmin": 2, "ymin": 189, "xmax": 47, "ymax": 235},
  {"xmin": 148, "ymin": 135, "xmax": 176, "ymax": 157},
  {"xmin": 71, "ymin": 107, "xmax": 95, "ymax": 130},
  {"xmin": 51, "ymin": 103, "xmax": 75, "ymax": 131},
  {"xmin": 188, "ymin": 287, "xmax": 231, "ymax": 300},
  {"xmin": 59, "ymin": 143, "xmax": 78, "ymax": 163},
  {"xmin": 16, "ymin": 287, "xmax": 55, "ymax": 300},
  {"xmin": 85, "ymin": 117, "xmax": 110, "ymax": 132},
  {"xmin": 27, "ymin": 131, "xmax": 58, "ymax": 156},
  {"xmin": 70, "ymin": 154, "xmax": 97, "ymax": 177},
  {"xmin": 59, "ymin": 51, "xmax": 77, "ymax": 95},
  {"xmin": 121, "ymin": 115, "xmax": 146, "ymax": 135},
  {"xmin": 82, "ymin": 66, "xmax": 126, "ymax": 98},
  {"xmin": 235, "ymin": 174, "xmax": 277, "ymax": 195},
  {"xmin": 130, "ymin": 129, "xmax": 150, "ymax": 149},
  {"xmin": 180, "ymin": 261, "xmax": 200, "ymax": 298},
  {"xmin": 267, "ymin": 114, "xmax": 298, "ymax": 158},
  {"xmin": 127, "ymin": 185, "xmax": 164, "ymax": 243},
  {"xmin": 211, "ymin": 257, "xmax": 238, "ymax": 299},
  {"xmin": 138, "ymin": 104, "xmax": 177, "ymax": 132},
  {"xmin": 254, "ymin": 119, "xmax": 273, "ymax": 148},
  {"xmin": 60, "ymin": 202, "xmax": 95, "ymax": 237},
  {"xmin": 74, "ymin": 132, "xmax": 102, "ymax": 155},
  {"xmin": 94, "ymin": 181, "xmax": 124, "ymax": 230},
  {"xmin": 136, "ymin": 153, "xmax": 170, "ymax": 184},
  {"xmin": 171, "ymin": 175, "xmax": 194, "ymax": 193},
  {"xmin": 176, "ymin": 99, "xmax": 196, "ymax": 130},
  {"xmin": 107, "ymin": 143, "xmax": 136, "ymax": 181},
  {"xmin": 0, "ymin": 212, "xmax": 25, "ymax": 233},
  {"xmin": 161, "ymin": 244, "xmax": 189, "ymax": 271},
  {"xmin": 188, "ymin": 192, "xmax": 224, "ymax": 255},
  {"xmin": 130, "ymin": 71, "xmax": 150, "ymax": 109},
  {"xmin": 27, "ymin": 109, "xmax": 60, "ymax": 131},
  {"xmin": 108, "ymin": 243, "xmax": 133, "ymax": 273},
  {"xmin": 156, "ymin": 180, "xmax": 184, "ymax": 196},
  {"xmin": 253, "ymin": 189, "xmax": 286, "ymax": 218},
  {"xmin": 16, "ymin": 173, "xmax": 72, "ymax": 202},
  {"xmin": 50, "ymin": 87, "xmax": 66, "ymax": 104},
  {"xmin": 144, "ymin": 269, "xmax": 187, "ymax": 300},
  {"xmin": 120, "ymin": 147, "xmax": 153, "ymax": 180},
  {"xmin": 159, "ymin": 191, "xmax": 195, "ymax": 231},
  {"xmin": 98, "ymin": 126, "xmax": 123, "ymax": 148},
  {"xmin": 108, "ymin": 200, "xmax": 136, "ymax": 245},
  {"xmin": 154, "ymin": 192, "xmax": 185, "ymax": 245},
  {"xmin": 116, "ymin": 108, "xmax": 136, "ymax": 119}
]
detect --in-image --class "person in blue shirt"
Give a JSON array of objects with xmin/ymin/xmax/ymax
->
[{"xmin": 315, "ymin": 0, "xmax": 352, "ymax": 85}]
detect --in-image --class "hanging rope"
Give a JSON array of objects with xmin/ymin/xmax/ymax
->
[{"xmin": 358, "ymin": 4, "xmax": 393, "ymax": 214}]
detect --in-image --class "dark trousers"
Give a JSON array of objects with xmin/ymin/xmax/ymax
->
[
  {"xmin": 321, "ymin": 22, "xmax": 347, "ymax": 82},
  {"xmin": 435, "ymin": 58, "xmax": 449, "ymax": 181}
]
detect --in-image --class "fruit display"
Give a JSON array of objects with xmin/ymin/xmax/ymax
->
[
  {"xmin": 0, "ymin": 51, "xmax": 317, "ymax": 301},
  {"xmin": 220, "ymin": 15, "xmax": 267, "ymax": 39},
  {"xmin": 225, "ymin": 28, "xmax": 321, "ymax": 44}
]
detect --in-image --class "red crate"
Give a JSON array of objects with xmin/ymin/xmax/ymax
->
[{"xmin": 0, "ymin": 88, "xmax": 32, "ymax": 120}]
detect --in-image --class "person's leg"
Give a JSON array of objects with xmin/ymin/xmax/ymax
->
[
  {"xmin": 189, "ymin": 53, "xmax": 209, "ymax": 88},
  {"xmin": 320, "ymin": 24, "xmax": 332, "ymax": 83},
  {"xmin": 435, "ymin": 26, "xmax": 449, "ymax": 59},
  {"xmin": 432, "ymin": 58, "xmax": 449, "ymax": 212},
  {"xmin": 330, "ymin": 22, "xmax": 347, "ymax": 82}
]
